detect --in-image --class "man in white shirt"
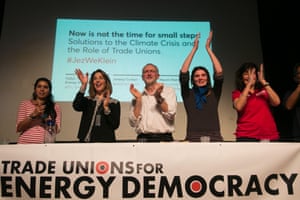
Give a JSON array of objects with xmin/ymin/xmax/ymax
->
[{"xmin": 129, "ymin": 63, "xmax": 177, "ymax": 142}]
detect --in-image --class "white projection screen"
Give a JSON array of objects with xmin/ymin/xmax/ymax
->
[{"xmin": 52, "ymin": 19, "xmax": 212, "ymax": 102}]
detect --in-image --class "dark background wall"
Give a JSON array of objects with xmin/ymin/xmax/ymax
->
[{"xmin": 257, "ymin": 0, "xmax": 300, "ymax": 141}]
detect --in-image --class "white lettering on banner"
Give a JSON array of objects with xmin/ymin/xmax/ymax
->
[{"xmin": 0, "ymin": 143, "xmax": 299, "ymax": 199}]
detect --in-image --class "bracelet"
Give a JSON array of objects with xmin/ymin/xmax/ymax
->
[{"xmin": 263, "ymin": 82, "xmax": 270, "ymax": 87}]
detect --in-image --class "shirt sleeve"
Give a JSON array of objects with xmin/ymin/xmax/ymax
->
[
  {"xmin": 128, "ymin": 99, "xmax": 141, "ymax": 128},
  {"xmin": 161, "ymin": 86, "xmax": 177, "ymax": 121}
]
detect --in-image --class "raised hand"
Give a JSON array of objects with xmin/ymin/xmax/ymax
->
[
  {"xmin": 205, "ymin": 31, "xmax": 212, "ymax": 50},
  {"xmin": 130, "ymin": 84, "xmax": 142, "ymax": 99},
  {"xmin": 247, "ymin": 68, "xmax": 257, "ymax": 87},
  {"xmin": 103, "ymin": 90, "xmax": 111, "ymax": 108},
  {"xmin": 75, "ymin": 68, "xmax": 88, "ymax": 86},
  {"xmin": 193, "ymin": 32, "xmax": 200, "ymax": 51},
  {"xmin": 258, "ymin": 64, "xmax": 266, "ymax": 83},
  {"xmin": 154, "ymin": 83, "xmax": 164, "ymax": 97}
]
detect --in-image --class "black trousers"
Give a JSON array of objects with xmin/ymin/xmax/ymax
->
[{"xmin": 137, "ymin": 133, "xmax": 173, "ymax": 142}]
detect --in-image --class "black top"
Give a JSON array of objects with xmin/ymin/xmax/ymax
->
[
  {"xmin": 179, "ymin": 71, "xmax": 224, "ymax": 142},
  {"xmin": 73, "ymin": 91, "xmax": 121, "ymax": 142},
  {"xmin": 283, "ymin": 89, "xmax": 300, "ymax": 141}
]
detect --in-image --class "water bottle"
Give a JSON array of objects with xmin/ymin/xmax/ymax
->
[{"xmin": 44, "ymin": 119, "xmax": 56, "ymax": 143}]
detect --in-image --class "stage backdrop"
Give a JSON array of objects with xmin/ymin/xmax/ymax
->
[{"xmin": 0, "ymin": 0, "xmax": 263, "ymax": 143}]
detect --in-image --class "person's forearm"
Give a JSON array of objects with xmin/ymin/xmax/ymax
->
[
  {"xmin": 181, "ymin": 48, "xmax": 197, "ymax": 73},
  {"xmin": 285, "ymin": 86, "xmax": 300, "ymax": 110},
  {"xmin": 17, "ymin": 116, "xmax": 34, "ymax": 132},
  {"xmin": 263, "ymin": 85, "xmax": 280, "ymax": 106},
  {"xmin": 207, "ymin": 48, "xmax": 223, "ymax": 75},
  {"xmin": 133, "ymin": 98, "xmax": 142, "ymax": 118}
]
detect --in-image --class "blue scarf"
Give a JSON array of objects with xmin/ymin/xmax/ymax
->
[{"xmin": 193, "ymin": 86, "xmax": 208, "ymax": 110}]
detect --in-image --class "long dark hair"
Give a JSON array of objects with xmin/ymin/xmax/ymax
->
[
  {"xmin": 191, "ymin": 66, "xmax": 212, "ymax": 96},
  {"xmin": 32, "ymin": 77, "xmax": 57, "ymax": 121},
  {"xmin": 191, "ymin": 66, "xmax": 212, "ymax": 89},
  {"xmin": 234, "ymin": 62, "xmax": 262, "ymax": 91}
]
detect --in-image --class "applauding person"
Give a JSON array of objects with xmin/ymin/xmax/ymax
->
[
  {"xmin": 73, "ymin": 68, "xmax": 120, "ymax": 142},
  {"xmin": 180, "ymin": 31, "xmax": 224, "ymax": 142},
  {"xmin": 129, "ymin": 63, "xmax": 177, "ymax": 142},
  {"xmin": 16, "ymin": 77, "xmax": 61, "ymax": 144},
  {"xmin": 232, "ymin": 63, "xmax": 280, "ymax": 142}
]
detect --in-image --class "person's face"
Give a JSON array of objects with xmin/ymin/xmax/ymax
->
[
  {"xmin": 93, "ymin": 72, "xmax": 106, "ymax": 94},
  {"xmin": 294, "ymin": 66, "xmax": 300, "ymax": 84},
  {"xmin": 35, "ymin": 80, "xmax": 50, "ymax": 100},
  {"xmin": 242, "ymin": 68, "xmax": 257, "ymax": 85},
  {"xmin": 193, "ymin": 69, "xmax": 208, "ymax": 87},
  {"xmin": 142, "ymin": 65, "xmax": 159, "ymax": 85}
]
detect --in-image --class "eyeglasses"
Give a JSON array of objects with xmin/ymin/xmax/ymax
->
[{"xmin": 143, "ymin": 70, "xmax": 157, "ymax": 74}]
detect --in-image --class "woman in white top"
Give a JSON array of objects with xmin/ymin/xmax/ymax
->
[{"xmin": 16, "ymin": 77, "xmax": 61, "ymax": 144}]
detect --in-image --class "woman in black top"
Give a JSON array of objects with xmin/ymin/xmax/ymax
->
[
  {"xmin": 180, "ymin": 31, "xmax": 224, "ymax": 142},
  {"xmin": 73, "ymin": 68, "xmax": 120, "ymax": 142}
]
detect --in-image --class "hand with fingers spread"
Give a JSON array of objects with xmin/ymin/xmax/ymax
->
[
  {"xmin": 129, "ymin": 84, "xmax": 142, "ymax": 100},
  {"xmin": 247, "ymin": 67, "xmax": 257, "ymax": 87},
  {"xmin": 75, "ymin": 68, "xmax": 88, "ymax": 90}
]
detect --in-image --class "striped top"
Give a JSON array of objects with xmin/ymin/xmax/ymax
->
[{"xmin": 16, "ymin": 100, "xmax": 61, "ymax": 144}]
